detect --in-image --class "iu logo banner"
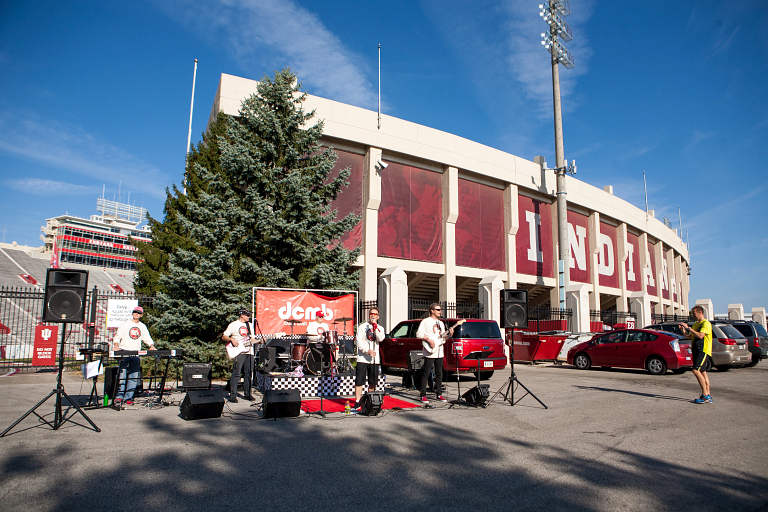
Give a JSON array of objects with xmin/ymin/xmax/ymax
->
[
  {"xmin": 256, "ymin": 290, "xmax": 355, "ymax": 335},
  {"xmin": 32, "ymin": 325, "xmax": 59, "ymax": 366}
]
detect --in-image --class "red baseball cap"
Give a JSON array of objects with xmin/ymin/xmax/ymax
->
[{"xmin": 133, "ymin": 306, "xmax": 144, "ymax": 314}]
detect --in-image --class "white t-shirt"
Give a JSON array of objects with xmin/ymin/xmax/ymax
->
[
  {"xmin": 355, "ymin": 322, "xmax": 385, "ymax": 364},
  {"xmin": 113, "ymin": 320, "xmax": 154, "ymax": 352},
  {"xmin": 223, "ymin": 320, "xmax": 255, "ymax": 355},
  {"xmin": 417, "ymin": 317, "xmax": 447, "ymax": 358},
  {"xmin": 306, "ymin": 320, "xmax": 330, "ymax": 338}
]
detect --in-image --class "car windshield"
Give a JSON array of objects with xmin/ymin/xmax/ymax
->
[
  {"xmin": 448, "ymin": 321, "xmax": 501, "ymax": 339},
  {"xmin": 718, "ymin": 324, "xmax": 746, "ymax": 339}
]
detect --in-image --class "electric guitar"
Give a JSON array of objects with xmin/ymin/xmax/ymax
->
[
  {"xmin": 226, "ymin": 336, "xmax": 258, "ymax": 359},
  {"xmin": 422, "ymin": 319, "xmax": 466, "ymax": 355}
]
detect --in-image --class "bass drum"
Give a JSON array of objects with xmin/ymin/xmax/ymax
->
[{"xmin": 302, "ymin": 344, "xmax": 335, "ymax": 375}]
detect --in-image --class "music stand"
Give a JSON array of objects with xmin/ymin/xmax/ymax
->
[
  {"xmin": 454, "ymin": 350, "xmax": 493, "ymax": 407},
  {"xmin": 2, "ymin": 324, "xmax": 100, "ymax": 436},
  {"xmin": 485, "ymin": 345, "xmax": 547, "ymax": 409},
  {"xmin": 308, "ymin": 341, "xmax": 333, "ymax": 418}
]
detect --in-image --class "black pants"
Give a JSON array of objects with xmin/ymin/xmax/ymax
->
[
  {"xmin": 230, "ymin": 353, "xmax": 253, "ymax": 398},
  {"xmin": 420, "ymin": 357, "xmax": 443, "ymax": 397}
]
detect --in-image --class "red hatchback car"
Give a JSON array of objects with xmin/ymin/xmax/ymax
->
[
  {"xmin": 566, "ymin": 329, "xmax": 692, "ymax": 375},
  {"xmin": 380, "ymin": 318, "xmax": 507, "ymax": 378}
]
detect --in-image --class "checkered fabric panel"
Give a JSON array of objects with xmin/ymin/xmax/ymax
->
[{"xmin": 255, "ymin": 372, "xmax": 385, "ymax": 398}]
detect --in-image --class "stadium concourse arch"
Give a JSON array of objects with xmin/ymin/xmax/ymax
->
[{"xmin": 208, "ymin": 73, "xmax": 690, "ymax": 334}]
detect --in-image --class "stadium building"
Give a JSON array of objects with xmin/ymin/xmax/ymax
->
[{"xmin": 209, "ymin": 73, "xmax": 690, "ymax": 332}]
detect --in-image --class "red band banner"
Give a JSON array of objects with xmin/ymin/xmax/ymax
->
[
  {"xmin": 255, "ymin": 290, "xmax": 355, "ymax": 335},
  {"xmin": 32, "ymin": 325, "xmax": 58, "ymax": 366}
]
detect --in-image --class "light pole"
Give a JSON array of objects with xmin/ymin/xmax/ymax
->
[{"xmin": 540, "ymin": 0, "xmax": 575, "ymax": 309}]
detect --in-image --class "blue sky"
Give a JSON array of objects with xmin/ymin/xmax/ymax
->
[{"xmin": 1, "ymin": 1, "xmax": 766, "ymax": 314}]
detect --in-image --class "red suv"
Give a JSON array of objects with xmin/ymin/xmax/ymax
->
[
  {"xmin": 566, "ymin": 328, "xmax": 692, "ymax": 375},
  {"xmin": 380, "ymin": 319, "xmax": 507, "ymax": 379}
]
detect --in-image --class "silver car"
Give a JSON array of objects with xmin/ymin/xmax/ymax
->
[{"xmin": 644, "ymin": 321, "xmax": 751, "ymax": 370}]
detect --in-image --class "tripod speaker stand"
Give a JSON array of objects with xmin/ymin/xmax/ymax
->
[
  {"xmin": 485, "ymin": 345, "xmax": 547, "ymax": 409},
  {"xmin": 1, "ymin": 324, "xmax": 101, "ymax": 436}
]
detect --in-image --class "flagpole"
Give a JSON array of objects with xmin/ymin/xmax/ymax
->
[{"xmin": 184, "ymin": 59, "xmax": 198, "ymax": 195}]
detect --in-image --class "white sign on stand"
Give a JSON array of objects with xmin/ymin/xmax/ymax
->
[{"xmin": 106, "ymin": 299, "xmax": 138, "ymax": 328}]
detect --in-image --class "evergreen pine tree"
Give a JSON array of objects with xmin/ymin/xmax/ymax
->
[{"xmin": 151, "ymin": 68, "xmax": 360, "ymax": 376}]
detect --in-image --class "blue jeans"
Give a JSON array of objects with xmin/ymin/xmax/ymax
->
[{"xmin": 116, "ymin": 356, "xmax": 141, "ymax": 401}]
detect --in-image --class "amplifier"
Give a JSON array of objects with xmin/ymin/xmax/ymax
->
[{"xmin": 182, "ymin": 362, "xmax": 212, "ymax": 390}]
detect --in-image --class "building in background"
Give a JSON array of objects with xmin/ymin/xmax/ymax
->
[{"xmin": 40, "ymin": 197, "xmax": 151, "ymax": 272}]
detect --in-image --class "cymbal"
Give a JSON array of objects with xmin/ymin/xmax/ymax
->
[
  {"xmin": 284, "ymin": 319, "xmax": 302, "ymax": 324},
  {"xmin": 333, "ymin": 317, "xmax": 353, "ymax": 322}
]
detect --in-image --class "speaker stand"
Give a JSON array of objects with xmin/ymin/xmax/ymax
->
[
  {"xmin": 2, "ymin": 324, "xmax": 101, "ymax": 436},
  {"xmin": 485, "ymin": 348, "xmax": 547, "ymax": 409}
]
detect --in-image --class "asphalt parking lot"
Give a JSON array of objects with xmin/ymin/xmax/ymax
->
[{"xmin": 1, "ymin": 362, "xmax": 766, "ymax": 512}]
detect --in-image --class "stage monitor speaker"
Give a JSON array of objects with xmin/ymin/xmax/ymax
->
[
  {"xmin": 361, "ymin": 391, "xmax": 384, "ymax": 416},
  {"xmin": 104, "ymin": 366, "xmax": 143, "ymax": 399},
  {"xmin": 182, "ymin": 362, "xmax": 212, "ymax": 390},
  {"xmin": 258, "ymin": 347, "xmax": 277, "ymax": 373},
  {"xmin": 462, "ymin": 384, "xmax": 490, "ymax": 407},
  {"xmin": 262, "ymin": 389, "xmax": 301, "ymax": 418},
  {"xmin": 500, "ymin": 289, "xmax": 528, "ymax": 329},
  {"xmin": 42, "ymin": 269, "xmax": 89, "ymax": 323},
  {"xmin": 180, "ymin": 389, "xmax": 225, "ymax": 420},
  {"xmin": 407, "ymin": 350, "xmax": 425, "ymax": 371}
]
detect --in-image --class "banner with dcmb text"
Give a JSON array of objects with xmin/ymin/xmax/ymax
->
[{"xmin": 255, "ymin": 290, "xmax": 355, "ymax": 335}]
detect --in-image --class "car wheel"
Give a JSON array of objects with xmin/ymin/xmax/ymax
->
[
  {"xmin": 646, "ymin": 356, "xmax": 667, "ymax": 375},
  {"xmin": 747, "ymin": 357, "xmax": 759, "ymax": 367},
  {"xmin": 714, "ymin": 365, "xmax": 730, "ymax": 372},
  {"xmin": 574, "ymin": 353, "xmax": 591, "ymax": 370},
  {"xmin": 473, "ymin": 370, "xmax": 494, "ymax": 380}
]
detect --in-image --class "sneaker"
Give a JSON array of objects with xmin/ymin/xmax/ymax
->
[
  {"xmin": 420, "ymin": 396, "xmax": 429, "ymax": 404},
  {"xmin": 351, "ymin": 404, "xmax": 362, "ymax": 414},
  {"xmin": 229, "ymin": 395, "xmax": 238, "ymax": 403},
  {"xmin": 704, "ymin": 395, "xmax": 713, "ymax": 403},
  {"xmin": 436, "ymin": 395, "xmax": 447, "ymax": 402},
  {"xmin": 245, "ymin": 395, "xmax": 256, "ymax": 402},
  {"xmin": 114, "ymin": 398, "xmax": 123, "ymax": 405},
  {"xmin": 125, "ymin": 399, "xmax": 134, "ymax": 406},
  {"xmin": 693, "ymin": 397, "xmax": 706, "ymax": 404}
]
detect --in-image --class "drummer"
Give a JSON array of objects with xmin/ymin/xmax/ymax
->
[{"xmin": 306, "ymin": 310, "xmax": 330, "ymax": 341}]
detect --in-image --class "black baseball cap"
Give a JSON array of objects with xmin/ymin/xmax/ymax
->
[{"xmin": 238, "ymin": 309, "xmax": 251, "ymax": 317}]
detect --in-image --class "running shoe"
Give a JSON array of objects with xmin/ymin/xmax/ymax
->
[
  {"xmin": 693, "ymin": 397, "xmax": 707, "ymax": 404},
  {"xmin": 436, "ymin": 395, "xmax": 447, "ymax": 402},
  {"xmin": 704, "ymin": 395, "xmax": 713, "ymax": 403},
  {"xmin": 125, "ymin": 399, "xmax": 134, "ymax": 406},
  {"xmin": 420, "ymin": 396, "xmax": 429, "ymax": 404}
]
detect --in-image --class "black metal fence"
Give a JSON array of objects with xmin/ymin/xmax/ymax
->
[
  {"xmin": 408, "ymin": 299, "xmax": 483, "ymax": 320},
  {"xmin": 651, "ymin": 312, "xmax": 693, "ymax": 324},
  {"xmin": 526, "ymin": 306, "xmax": 573, "ymax": 333},
  {"xmin": 0, "ymin": 285, "xmax": 154, "ymax": 374},
  {"xmin": 589, "ymin": 310, "xmax": 638, "ymax": 332}
]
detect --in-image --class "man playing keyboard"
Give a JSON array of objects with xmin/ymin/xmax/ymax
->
[{"xmin": 112, "ymin": 306, "xmax": 155, "ymax": 406}]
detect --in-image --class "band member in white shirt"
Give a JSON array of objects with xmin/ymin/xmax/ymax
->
[
  {"xmin": 353, "ymin": 308, "xmax": 385, "ymax": 412},
  {"xmin": 222, "ymin": 309, "xmax": 256, "ymax": 403},
  {"xmin": 416, "ymin": 303, "xmax": 453, "ymax": 404},
  {"xmin": 112, "ymin": 306, "xmax": 155, "ymax": 406},
  {"xmin": 306, "ymin": 310, "xmax": 330, "ymax": 340}
]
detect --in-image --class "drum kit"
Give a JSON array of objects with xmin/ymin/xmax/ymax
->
[{"xmin": 272, "ymin": 317, "xmax": 354, "ymax": 376}]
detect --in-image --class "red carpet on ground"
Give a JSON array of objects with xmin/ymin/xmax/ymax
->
[{"xmin": 301, "ymin": 396, "xmax": 420, "ymax": 413}]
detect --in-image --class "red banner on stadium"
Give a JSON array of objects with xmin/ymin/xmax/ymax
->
[
  {"xmin": 32, "ymin": 325, "xmax": 59, "ymax": 366},
  {"xmin": 255, "ymin": 291, "xmax": 355, "ymax": 335}
]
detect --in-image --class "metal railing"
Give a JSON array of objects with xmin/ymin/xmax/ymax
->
[
  {"xmin": 650, "ymin": 312, "xmax": 693, "ymax": 324},
  {"xmin": 0, "ymin": 285, "xmax": 154, "ymax": 374},
  {"xmin": 408, "ymin": 300, "xmax": 483, "ymax": 320},
  {"xmin": 526, "ymin": 306, "xmax": 573, "ymax": 333},
  {"xmin": 589, "ymin": 310, "xmax": 638, "ymax": 333}
]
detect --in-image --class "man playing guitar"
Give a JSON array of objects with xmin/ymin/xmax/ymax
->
[
  {"xmin": 416, "ymin": 303, "xmax": 454, "ymax": 404},
  {"xmin": 222, "ymin": 309, "xmax": 256, "ymax": 403}
]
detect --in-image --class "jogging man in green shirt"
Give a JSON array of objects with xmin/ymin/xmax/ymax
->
[{"xmin": 679, "ymin": 305, "xmax": 713, "ymax": 404}]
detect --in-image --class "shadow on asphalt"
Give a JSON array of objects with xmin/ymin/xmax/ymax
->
[{"xmin": 574, "ymin": 385, "xmax": 692, "ymax": 402}]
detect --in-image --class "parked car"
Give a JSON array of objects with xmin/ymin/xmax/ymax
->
[
  {"xmin": 380, "ymin": 318, "xmax": 507, "ymax": 379},
  {"xmin": 645, "ymin": 321, "xmax": 752, "ymax": 371},
  {"xmin": 566, "ymin": 328, "xmax": 692, "ymax": 375},
  {"xmin": 727, "ymin": 320, "xmax": 768, "ymax": 367}
]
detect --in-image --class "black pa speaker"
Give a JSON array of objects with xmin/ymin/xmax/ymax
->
[
  {"xmin": 180, "ymin": 389, "xmax": 225, "ymax": 420},
  {"xmin": 43, "ymin": 269, "xmax": 89, "ymax": 323},
  {"xmin": 262, "ymin": 389, "xmax": 301, "ymax": 418},
  {"xmin": 258, "ymin": 347, "xmax": 278, "ymax": 373},
  {"xmin": 183, "ymin": 362, "xmax": 212, "ymax": 390},
  {"xmin": 407, "ymin": 350, "xmax": 425, "ymax": 371},
  {"xmin": 500, "ymin": 289, "xmax": 528, "ymax": 329},
  {"xmin": 361, "ymin": 391, "xmax": 384, "ymax": 416},
  {"xmin": 104, "ymin": 366, "xmax": 143, "ymax": 399},
  {"xmin": 462, "ymin": 384, "xmax": 490, "ymax": 407}
]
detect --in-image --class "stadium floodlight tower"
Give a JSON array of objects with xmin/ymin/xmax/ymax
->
[{"xmin": 540, "ymin": 0, "xmax": 576, "ymax": 309}]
